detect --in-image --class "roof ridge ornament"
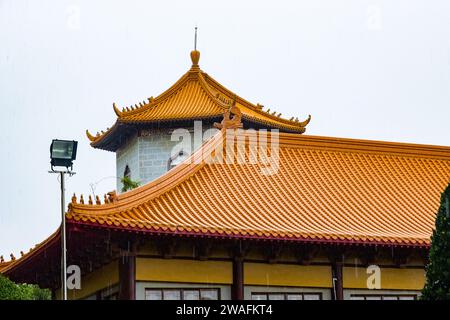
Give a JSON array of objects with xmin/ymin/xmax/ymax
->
[
  {"xmin": 297, "ymin": 114, "xmax": 312, "ymax": 126},
  {"xmin": 86, "ymin": 130, "xmax": 96, "ymax": 142},
  {"xmin": 108, "ymin": 190, "xmax": 118, "ymax": 203},
  {"xmin": 113, "ymin": 102, "xmax": 122, "ymax": 117},
  {"xmin": 191, "ymin": 50, "xmax": 200, "ymax": 67},
  {"xmin": 190, "ymin": 26, "xmax": 200, "ymax": 67},
  {"xmin": 214, "ymin": 95, "xmax": 243, "ymax": 130}
]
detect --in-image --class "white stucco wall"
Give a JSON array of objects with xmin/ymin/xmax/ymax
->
[
  {"xmin": 116, "ymin": 134, "xmax": 139, "ymax": 192},
  {"xmin": 138, "ymin": 128, "xmax": 182, "ymax": 185}
]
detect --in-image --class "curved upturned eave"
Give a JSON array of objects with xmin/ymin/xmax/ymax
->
[
  {"xmin": 1, "ymin": 228, "xmax": 60, "ymax": 275},
  {"xmin": 88, "ymin": 121, "xmax": 123, "ymax": 151}
]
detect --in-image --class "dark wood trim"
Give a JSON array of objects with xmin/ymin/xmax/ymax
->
[
  {"xmin": 350, "ymin": 293, "xmax": 417, "ymax": 300},
  {"xmin": 69, "ymin": 220, "xmax": 432, "ymax": 249},
  {"xmin": 232, "ymin": 257, "xmax": 244, "ymax": 300},
  {"xmin": 118, "ymin": 240, "xmax": 136, "ymax": 300},
  {"xmin": 331, "ymin": 262, "xmax": 343, "ymax": 300},
  {"xmin": 265, "ymin": 244, "xmax": 283, "ymax": 264},
  {"xmin": 194, "ymin": 240, "xmax": 213, "ymax": 261},
  {"xmin": 144, "ymin": 288, "xmax": 221, "ymax": 300},
  {"xmin": 156, "ymin": 238, "xmax": 178, "ymax": 259},
  {"xmin": 295, "ymin": 246, "xmax": 319, "ymax": 265},
  {"xmin": 392, "ymin": 248, "xmax": 413, "ymax": 267},
  {"xmin": 250, "ymin": 291, "xmax": 323, "ymax": 300}
]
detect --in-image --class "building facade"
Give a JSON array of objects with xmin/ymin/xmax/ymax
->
[{"xmin": 1, "ymin": 49, "xmax": 450, "ymax": 300}]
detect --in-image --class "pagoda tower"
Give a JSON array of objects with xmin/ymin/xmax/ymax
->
[{"xmin": 86, "ymin": 50, "xmax": 311, "ymax": 191}]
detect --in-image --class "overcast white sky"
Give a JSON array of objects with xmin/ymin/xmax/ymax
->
[{"xmin": 1, "ymin": 0, "xmax": 449, "ymax": 257}]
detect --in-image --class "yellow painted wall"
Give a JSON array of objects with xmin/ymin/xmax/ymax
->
[
  {"xmin": 64, "ymin": 262, "xmax": 118, "ymax": 300},
  {"xmin": 343, "ymin": 267, "xmax": 425, "ymax": 290},
  {"xmin": 244, "ymin": 263, "xmax": 332, "ymax": 287},
  {"xmin": 136, "ymin": 258, "xmax": 232, "ymax": 284},
  {"xmin": 63, "ymin": 258, "xmax": 423, "ymax": 298}
]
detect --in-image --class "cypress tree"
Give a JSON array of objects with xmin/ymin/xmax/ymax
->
[{"xmin": 422, "ymin": 183, "xmax": 450, "ymax": 300}]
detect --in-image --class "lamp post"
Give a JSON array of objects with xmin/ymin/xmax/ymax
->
[{"xmin": 49, "ymin": 139, "xmax": 78, "ymax": 300}]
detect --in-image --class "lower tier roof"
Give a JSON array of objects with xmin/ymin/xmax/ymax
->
[{"xmin": 68, "ymin": 131, "xmax": 450, "ymax": 246}]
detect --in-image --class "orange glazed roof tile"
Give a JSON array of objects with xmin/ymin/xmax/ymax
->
[
  {"xmin": 86, "ymin": 50, "xmax": 311, "ymax": 151},
  {"xmin": 68, "ymin": 130, "xmax": 450, "ymax": 247}
]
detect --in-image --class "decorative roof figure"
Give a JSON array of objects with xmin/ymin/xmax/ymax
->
[{"xmin": 214, "ymin": 95, "xmax": 243, "ymax": 130}]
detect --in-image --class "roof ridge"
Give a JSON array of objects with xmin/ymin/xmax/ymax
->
[
  {"xmin": 202, "ymin": 71, "xmax": 311, "ymax": 128},
  {"xmin": 197, "ymin": 72, "xmax": 233, "ymax": 109},
  {"xmin": 279, "ymin": 133, "xmax": 450, "ymax": 160},
  {"xmin": 119, "ymin": 69, "xmax": 234, "ymax": 119}
]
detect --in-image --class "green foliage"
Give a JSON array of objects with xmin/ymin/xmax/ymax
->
[
  {"xmin": 121, "ymin": 176, "xmax": 141, "ymax": 193},
  {"xmin": 422, "ymin": 183, "xmax": 450, "ymax": 300},
  {"xmin": 0, "ymin": 275, "xmax": 51, "ymax": 300}
]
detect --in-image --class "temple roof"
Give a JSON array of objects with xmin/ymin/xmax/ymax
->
[
  {"xmin": 86, "ymin": 50, "xmax": 311, "ymax": 151},
  {"xmin": 3, "ymin": 130, "xmax": 450, "ymax": 276},
  {"xmin": 69, "ymin": 129, "xmax": 450, "ymax": 247}
]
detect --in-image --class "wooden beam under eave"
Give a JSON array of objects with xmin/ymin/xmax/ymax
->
[{"xmin": 294, "ymin": 245, "xmax": 320, "ymax": 265}]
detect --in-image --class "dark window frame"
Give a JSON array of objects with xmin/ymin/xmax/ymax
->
[
  {"xmin": 167, "ymin": 150, "xmax": 189, "ymax": 171},
  {"xmin": 251, "ymin": 292, "xmax": 323, "ymax": 300},
  {"xmin": 145, "ymin": 287, "xmax": 221, "ymax": 300},
  {"xmin": 350, "ymin": 294, "xmax": 417, "ymax": 300},
  {"xmin": 124, "ymin": 165, "xmax": 131, "ymax": 178}
]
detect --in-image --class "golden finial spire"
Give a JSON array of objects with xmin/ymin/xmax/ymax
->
[
  {"xmin": 194, "ymin": 25, "xmax": 198, "ymax": 51},
  {"xmin": 190, "ymin": 26, "xmax": 200, "ymax": 66}
]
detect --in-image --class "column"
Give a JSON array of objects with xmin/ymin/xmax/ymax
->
[
  {"xmin": 332, "ymin": 262, "xmax": 343, "ymax": 300},
  {"xmin": 232, "ymin": 257, "xmax": 244, "ymax": 300},
  {"xmin": 118, "ymin": 241, "xmax": 136, "ymax": 300}
]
